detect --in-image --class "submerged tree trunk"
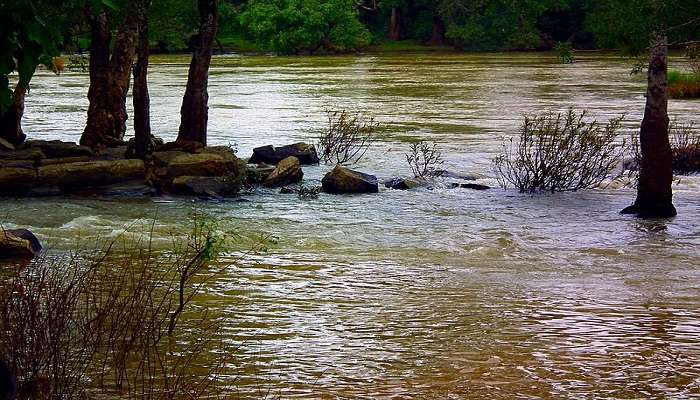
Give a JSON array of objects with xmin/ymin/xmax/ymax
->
[
  {"xmin": 81, "ymin": 6, "xmax": 139, "ymax": 150},
  {"xmin": 0, "ymin": 83, "xmax": 27, "ymax": 146},
  {"xmin": 177, "ymin": 0, "xmax": 218, "ymax": 146},
  {"xmin": 133, "ymin": 1, "xmax": 152, "ymax": 157},
  {"xmin": 429, "ymin": 15, "xmax": 447, "ymax": 46},
  {"xmin": 388, "ymin": 8, "xmax": 402, "ymax": 40},
  {"xmin": 622, "ymin": 35, "xmax": 677, "ymax": 218}
]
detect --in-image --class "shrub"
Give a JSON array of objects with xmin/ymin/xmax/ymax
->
[
  {"xmin": 494, "ymin": 109, "xmax": 626, "ymax": 193},
  {"xmin": 555, "ymin": 41, "xmax": 575, "ymax": 64},
  {"xmin": 298, "ymin": 184, "xmax": 321, "ymax": 199},
  {"xmin": 405, "ymin": 141, "xmax": 444, "ymax": 180},
  {"xmin": 668, "ymin": 70, "xmax": 700, "ymax": 99},
  {"xmin": 318, "ymin": 109, "xmax": 379, "ymax": 165},
  {"xmin": 671, "ymin": 122, "xmax": 700, "ymax": 175},
  {"xmin": 0, "ymin": 212, "xmax": 242, "ymax": 398}
]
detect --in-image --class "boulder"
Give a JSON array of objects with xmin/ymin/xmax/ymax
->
[
  {"xmin": 165, "ymin": 153, "xmax": 230, "ymax": 178},
  {"xmin": 384, "ymin": 177, "xmax": 421, "ymax": 190},
  {"xmin": 0, "ymin": 229, "xmax": 42, "ymax": 259},
  {"xmin": 247, "ymin": 163, "xmax": 276, "ymax": 183},
  {"xmin": 38, "ymin": 160, "xmax": 145, "ymax": 188},
  {"xmin": 263, "ymin": 156, "xmax": 303, "ymax": 187},
  {"xmin": 172, "ymin": 176, "xmax": 236, "ymax": 197},
  {"xmin": 0, "ymin": 166, "xmax": 37, "ymax": 193},
  {"xmin": 26, "ymin": 140, "xmax": 93, "ymax": 158},
  {"xmin": 322, "ymin": 165, "xmax": 378, "ymax": 194},
  {"xmin": 39, "ymin": 156, "xmax": 91, "ymax": 166},
  {"xmin": 249, "ymin": 143, "xmax": 319, "ymax": 165}
]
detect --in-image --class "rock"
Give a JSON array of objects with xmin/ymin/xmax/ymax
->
[
  {"xmin": 384, "ymin": 177, "xmax": 421, "ymax": 190},
  {"xmin": 263, "ymin": 156, "xmax": 303, "ymax": 187},
  {"xmin": 38, "ymin": 160, "xmax": 145, "ymax": 189},
  {"xmin": 622, "ymin": 157, "xmax": 639, "ymax": 171},
  {"xmin": 0, "ymin": 137, "xmax": 15, "ymax": 151},
  {"xmin": 200, "ymin": 146, "xmax": 240, "ymax": 171},
  {"xmin": 0, "ymin": 229, "xmax": 42, "ymax": 259},
  {"xmin": 98, "ymin": 145, "xmax": 128, "ymax": 160},
  {"xmin": 249, "ymin": 143, "xmax": 319, "ymax": 165},
  {"xmin": 279, "ymin": 187, "xmax": 296, "ymax": 194},
  {"xmin": 0, "ymin": 148, "xmax": 45, "ymax": 162},
  {"xmin": 39, "ymin": 156, "xmax": 91, "ymax": 166},
  {"xmin": 26, "ymin": 140, "xmax": 93, "ymax": 158},
  {"xmin": 172, "ymin": 176, "xmax": 236, "ymax": 197},
  {"xmin": 246, "ymin": 163, "xmax": 276, "ymax": 183},
  {"xmin": 459, "ymin": 183, "xmax": 491, "ymax": 191},
  {"xmin": 322, "ymin": 165, "xmax": 378, "ymax": 194},
  {"xmin": 166, "ymin": 153, "xmax": 230, "ymax": 178},
  {"xmin": 160, "ymin": 140, "xmax": 204, "ymax": 153},
  {"xmin": 0, "ymin": 167, "xmax": 37, "ymax": 193},
  {"xmin": 152, "ymin": 151, "xmax": 188, "ymax": 167},
  {"xmin": 434, "ymin": 170, "xmax": 481, "ymax": 181},
  {"xmin": 101, "ymin": 181, "xmax": 158, "ymax": 197}
]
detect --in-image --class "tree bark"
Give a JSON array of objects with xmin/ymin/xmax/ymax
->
[
  {"xmin": 622, "ymin": 35, "xmax": 677, "ymax": 218},
  {"xmin": 177, "ymin": 0, "xmax": 218, "ymax": 146},
  {"xmin": 388, "ymin": 7, "xmax": 402, "ymax": 41},
  {"xmin": 429, "ymin": 15, "xmax": 447, "ymax": 46},
  {"xmin": 133, "ymin": 0, "xmax": 152, "ymax": 157},
  {"xmin": 81, "ymin": 6, "xmax": 140, "ymax": 150},
  {"xmin": 0, "ymin": 83, "xmax": 27, "ymax": 146}
]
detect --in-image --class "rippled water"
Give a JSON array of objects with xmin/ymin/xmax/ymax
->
[{"xmin": 3, "ymin": 52, "xmax": 700, "ymax": 398}]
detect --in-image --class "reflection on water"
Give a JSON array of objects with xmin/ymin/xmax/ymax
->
[{"xmin": 2, "ymin": 52, "xmax": 699, "ymax": 398}]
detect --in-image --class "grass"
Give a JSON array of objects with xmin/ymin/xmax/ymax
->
[{"xmin": 668, "ymin": 70, "xmax": 700, "ymax": 99}]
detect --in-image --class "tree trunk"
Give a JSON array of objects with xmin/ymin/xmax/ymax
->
[
  {"xmin": 81, "ymin": 6, "xmax": 140, "ymax": 150},
  {"xmin": 622, "ymin": 35, "xmax": 677, "ymax": 218},
  {"xmin": 0, "ymin": 83, "xmax": 27, "ymax": 146},
  {"xmin": 133, "ymin": 0, "xmax": 152, "ymax": 157},
  {"xmin": 177, "ymin": 0, "xmax": 218, "ymax": 146},
  {"xmin": 388, "ymin": 8, "xmax": 402, "ymax": 41},
  {"xmin": 429, "ymin": 15, "xmax": 447, "ymax": 46}
]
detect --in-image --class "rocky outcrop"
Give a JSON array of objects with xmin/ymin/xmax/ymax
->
[
  {"xmin": 38, "ymin": 160, "xmax": 146, "ymax": 189},
  {"xmin": 249, "ymin": 143, "xmax": 319, "ymax": 165},
  {"xmin": 0, "ymin": 229, "xmax": 42, "ymax": 259},
  {"xmin": 322, "ymin": 165, "xmax": 378, "ymax": 194},
  {"xmin": 263, "ymin": 156, "xmax": 303, "ymax": 187}
]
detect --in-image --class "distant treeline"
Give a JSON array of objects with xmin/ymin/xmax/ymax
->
[{"xmin": 59, "ymin": 0, "xmax": 691, "ymax": 55}]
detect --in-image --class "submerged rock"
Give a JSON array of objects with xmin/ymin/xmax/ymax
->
[
  {"xmin": 249, "ymin": 143, "xmax": 319, "ymax": 165},
  {"xmin": 322, "ymin": 165, "xmax": 378, "ymax": 194},
  {"xmin": 384, "ymin": 177, "xmax": 421, "ymax": 190},
  {"xmin": 25, "ymin": 140, "xmax": 93, "ymax": 158},
  {"xmin": 38, "ymin": 160, "xmax": 145, "ymax": 189},
  {"xmin": 456, "ymin": 183, "xmax": 491, "ymax": 191},
  {"xmin": 0, "ymin": 229, "xmax": 42, "ymax": 259},
  {"xmin": 264, "ymin": 156, "xmax": 303, "ymax": 187}
]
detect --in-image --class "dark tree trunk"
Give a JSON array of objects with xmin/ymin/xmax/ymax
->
[
  {"xmin": 133, "ymin": 0, "xmax": 152, "ymax": 157},
  {"xmin": 622, "ymin": 35, "xmax": 677, "ymax": 218},
  {"xmin": 429, "ymin": 15, "xmax": 447, "ymax": 46},
  {"xmin": 0, "ymin": 83, "xmax": 27, "ymax": 146},
  {"xmin": 177, "ymin": 0, "xmax": 218, "ymax": 146},
  {"xmin": 81, "ymin": 6, "xmax": 140, "ymax": 150},
  {"xmin": 388, "ymin": 8, "xmax": 402, "ymax": 41}
]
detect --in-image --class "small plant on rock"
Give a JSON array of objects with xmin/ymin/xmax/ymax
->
[
  {"xmin": 406, "ymin": 140, "xmax": 444, "ymax": 180},
  {"xmin": 494, "ymin": 109, "xmax": 626, "ymax": 193},
  {"xmin": 318, "ymin": 109, "xmax": 379, "ymax": 165}
]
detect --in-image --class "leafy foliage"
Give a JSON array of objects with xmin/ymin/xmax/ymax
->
[{"xmin": 240, "ymin": 0, "xmax": 371, "ymax": 54}]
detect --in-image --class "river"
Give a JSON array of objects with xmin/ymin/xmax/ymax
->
[{"xmin": 2, "ymin": 52, "xmax": 700, "ymax": 398}]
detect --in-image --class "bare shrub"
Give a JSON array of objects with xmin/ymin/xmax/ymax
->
[
  {"xmin": 405, "ymin": 141, "xmax": 444, "ymax": 179},
  {"xmin": 671, "ymin": 122, "xmax": 700, "ymax": 175},
  {"xmin": 318, "ymin": 109, "xmax": 379, "ymax": 165},
  {"xmin": 494, "ymin": 109, "xmax": 626, "ymax": 193},
  {"xmin": 0, "ymin": 212, "xmax": 246, "ymax": 399}
]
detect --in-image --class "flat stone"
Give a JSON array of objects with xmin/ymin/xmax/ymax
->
[
  {"xmin": 0, "ymin": 167, "xmax": 37, "ymax": 194},
  {"xmin": 0, "ymin": 148, "xmax": 45, "ymax": 162},
  {"xmin": 264, "ymin": 156, "xmax": 303, "ymax": 187},
  {"xmin": 166, "ymin": 153, "xmax": 229, "ymax": 178},
  {"xmin": 39, "ymin": 156, "xmax": 91, "ymax": 166},
  {"xmin": 38, "ymin": 160, "xmax": 145, "ymax": 188},
  {"xmin": 26, "ymin": 140, "xmax": 93, "ymax": 158},
  {"xmin": 97, "ymin": 145, "xmax": 128, "ymax": 160},
  {"xmin": 152, "ymin": 151, "xmax": 189, "ymax": 167}
]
